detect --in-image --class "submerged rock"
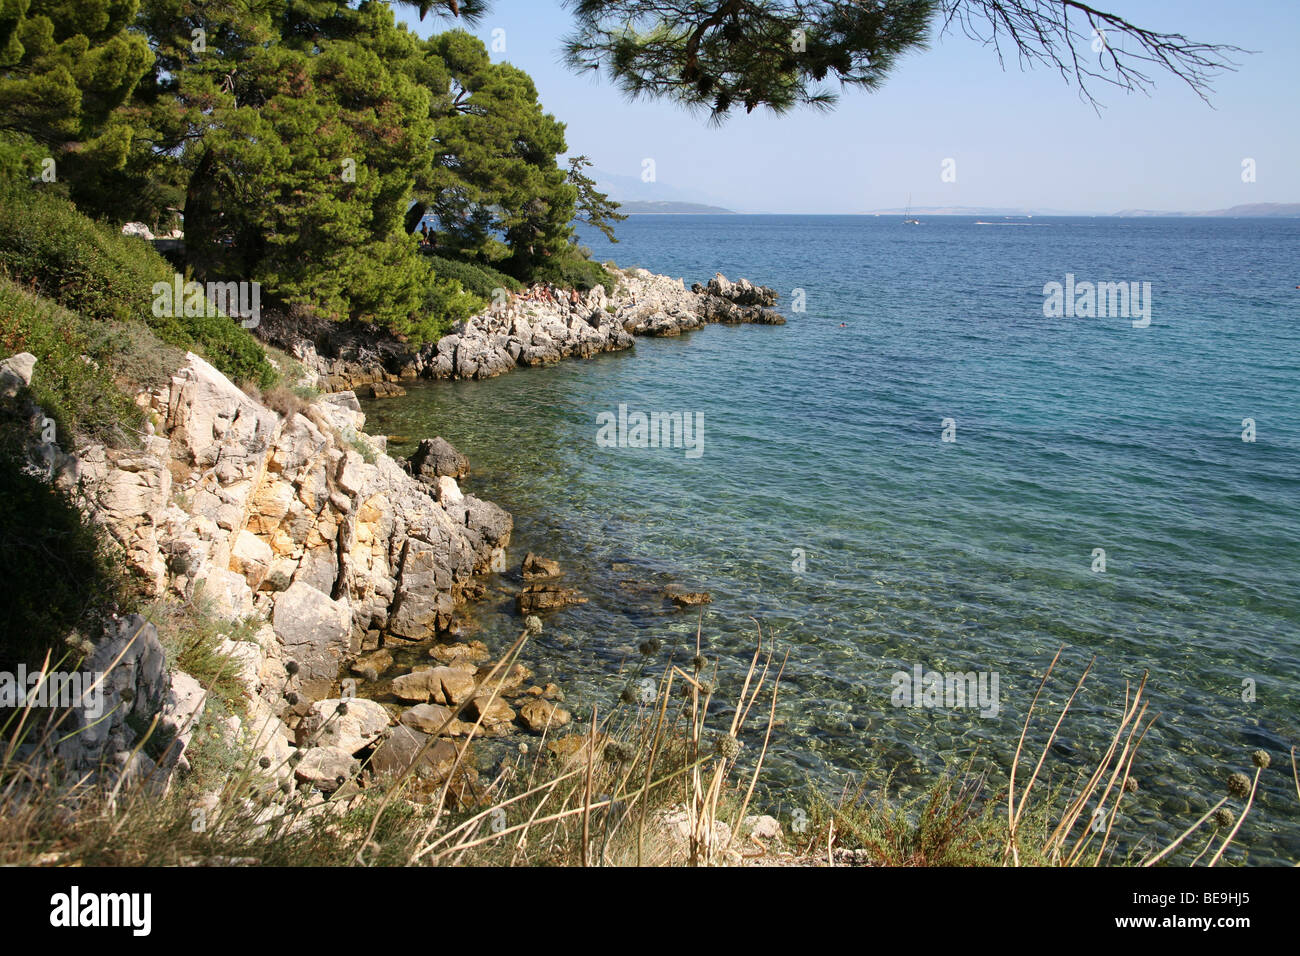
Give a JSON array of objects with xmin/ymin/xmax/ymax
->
[
  {"xmin": 517, "ymin": 584, "xmax": 588, "ymax": 614},
  {"xmin": 666, "ymin": 588, "xmax": 712, "ymax": 607},
  {"xmin": 366, "ymin": 381, "xmax": 407, "ymax": 399},
  {"xmin": 350, "ymin": 648, "xmax": 393, "ymax": 681},
  {"xmin": 521, "ymin": 552, "xmax": 562, "ymax": 580},
  {"xmin": 428, "ymin": 639, "xmax": 491, "ymax": 665}
]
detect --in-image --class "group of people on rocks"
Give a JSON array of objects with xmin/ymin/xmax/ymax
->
[{"xmin": 517, "ymin": 285, "xmax": 583, "ymax": 307}]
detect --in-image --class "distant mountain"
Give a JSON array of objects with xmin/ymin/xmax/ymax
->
[
  {"xmin": 590, "ymin": 167, "xmax": 737, "ymax": 210},
  {"xmin": 618, "ymin": 200, "xmax": 734, "ymax": 215},
  {"xmin": 1111, "ymin": 203, "xmax": 1300, "ymax": 218}
]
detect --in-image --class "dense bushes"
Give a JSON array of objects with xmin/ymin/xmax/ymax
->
[
  {"xmin": 426, "ymin": 248, "xmax": 613, "ymax": 300},
  {"xmin": 0, "ymin": 280, "xmax": 145, "ymax": 447},
  {"xmin": 0, "ymin": 188, "xmax": 275, "ymax": 388},
  {"xmin": 407, "ymin": 276, "xmax": 484, "ymax": 345},
  {"xmin": 425, "ymin": 254, "xmax": 523, "ymax": 300},
  {"xmin": 531, "ymin": 248, "xmax": 617, "ymax": 295}
]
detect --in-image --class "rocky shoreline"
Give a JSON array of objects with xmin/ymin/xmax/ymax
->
[
  {"xmin": 260, "ymin": 268, "xmax": 785, "ymax": 394},
  {"xmin": 4, "ymin": 350, "xmax": 522, "ymax": 802},
  {"xmin": 0, "ymin": 264, "xmax": 785, "ymax": 828}
]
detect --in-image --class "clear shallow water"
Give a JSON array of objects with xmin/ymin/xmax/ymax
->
[{"xmin": 363, "ymin": 215, "xmax": 1300, "ymax": 863}]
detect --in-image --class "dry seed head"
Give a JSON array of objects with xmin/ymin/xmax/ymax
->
[
  {"xmin": 605, "ymin": 740, "xmax": 634, "ymax": 764},
  {"xmin": 1227, "ymin": 772, "xmax": 1251, "ymax": 799}
]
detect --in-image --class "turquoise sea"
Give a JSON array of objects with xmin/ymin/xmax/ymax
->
[{"xmin": 362, "ymin": 215, "xmax": 1300, "ymax": 864}]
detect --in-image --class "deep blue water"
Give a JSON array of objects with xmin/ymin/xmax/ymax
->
[{"xmin": 364, "ymin": 215, "xmax": 1300, "ymax": 863}]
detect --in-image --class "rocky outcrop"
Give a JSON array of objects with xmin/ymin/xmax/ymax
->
[
  {"xmin": 70, "ymin": 353, "xmax": 511, "ymax": 662},
  {"xmin": 692, "ymin": 274, "xmax": 785, "ymax": 325},
  {"xmin": 266, "ymin": 268, "xmax": 784, "ymax": 390},
  {"xmin": 429, "ymin": 281, "xmax": 632, "ymax": 380},
  {"xmin": 0, "ymin": 347, "xmax": 551, "ymax": 805}
]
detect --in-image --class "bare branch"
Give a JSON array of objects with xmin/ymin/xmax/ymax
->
[{"xmin": 941, "ymin": 0, "xmax": 1248, "ymax": 109}]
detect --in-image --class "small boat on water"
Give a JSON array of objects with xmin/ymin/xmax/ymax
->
[{"xmin": 903, "ymin": 194, "xmax": 921, "ymax": 225}]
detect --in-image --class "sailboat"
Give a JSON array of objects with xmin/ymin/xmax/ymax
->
[{"xmin": 903, "ymin": 194, "xmax": 921, "ymax": 225}]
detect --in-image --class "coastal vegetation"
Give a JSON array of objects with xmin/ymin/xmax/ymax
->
[
  {"xmin": 0, "ymin": 1, "xmax": 1288, "ymax": 871},
  {"xmin": 1, "ymin": 0, "xmax": 621, "ymax": 346}
]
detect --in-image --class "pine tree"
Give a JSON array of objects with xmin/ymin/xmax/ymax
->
[{"xmin": 0, "ymin": 0, "xmax": 155, "ymax": 212}]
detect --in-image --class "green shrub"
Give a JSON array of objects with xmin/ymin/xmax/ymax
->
[
  {"xmin": 531, "ymin": 248, "xmax": 616, "ymax": 295},
  {"xmin": 0, "ymin": 279, "xmax": 144, "ymax": 447},
  {"xmin": 144, "ymin": 593, "xmax": 261, "ymax": 720},
  {"xmin": 395, "ymin": 276, "xmax": 483, "ymax": 346},
  {"xmin": 0, "ymin": 189, "xmax": 275, "ymax": 388},
  {"xmin": 426, "ymin": 254, "xmax": 523, "ymax": 300}
]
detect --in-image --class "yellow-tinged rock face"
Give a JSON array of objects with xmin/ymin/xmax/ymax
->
[
  {"xmin": 269, "ymin": 528, "xmax": 295, "ymax": 557},
  {"xmin": 357, "ymin": 496, "xmax": 385, "ymax": 524}
]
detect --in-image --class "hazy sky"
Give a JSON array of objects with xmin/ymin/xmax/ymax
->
[{"xmin": 394, "ymin": 1, "xmax": 1300, "ymax": 214}]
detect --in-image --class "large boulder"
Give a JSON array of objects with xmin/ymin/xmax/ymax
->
[
  {"xmin": 391, "ymin": 665, "xmax": 475, "ymax": 705},
  {"xmin": 0, "ymin": 351, "xmax": 36, "ymax": 397},
  {"xmin": 272, "ymin": 581, "xmax": 356, "ymax": 700},
  {"xmin": 399, "ymin": 702, "xmax": 476, "ymax": 736},
  {"xmin": 408, "ymin": 436, "xmax": 469, "ymax": 482},
  {"xmin": 54, "ymin": 614, "xmax": 171, "ymax": 778},
  {"xmin": 293, "ymin": 746, "xmax": 359, "ymax": 791},
  {"xmin": 166, "ymin": 352, "xmax": 278, "ymax": 480},
  {"xmin": 298, "ymin": 697, "xmax": 391, "ymax": 754},
  {"xmin": 365, "ymin": 726, "xmax": 476, "ymax": 802}
]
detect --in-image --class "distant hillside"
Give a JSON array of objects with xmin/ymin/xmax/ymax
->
[
  {"xmin": 1112, "ymin": 203, "xmax": 1300, "ymax": 218},
  {"xmin": 618, "ymin": 200, "xmax": 735, "ymax": 215}
]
